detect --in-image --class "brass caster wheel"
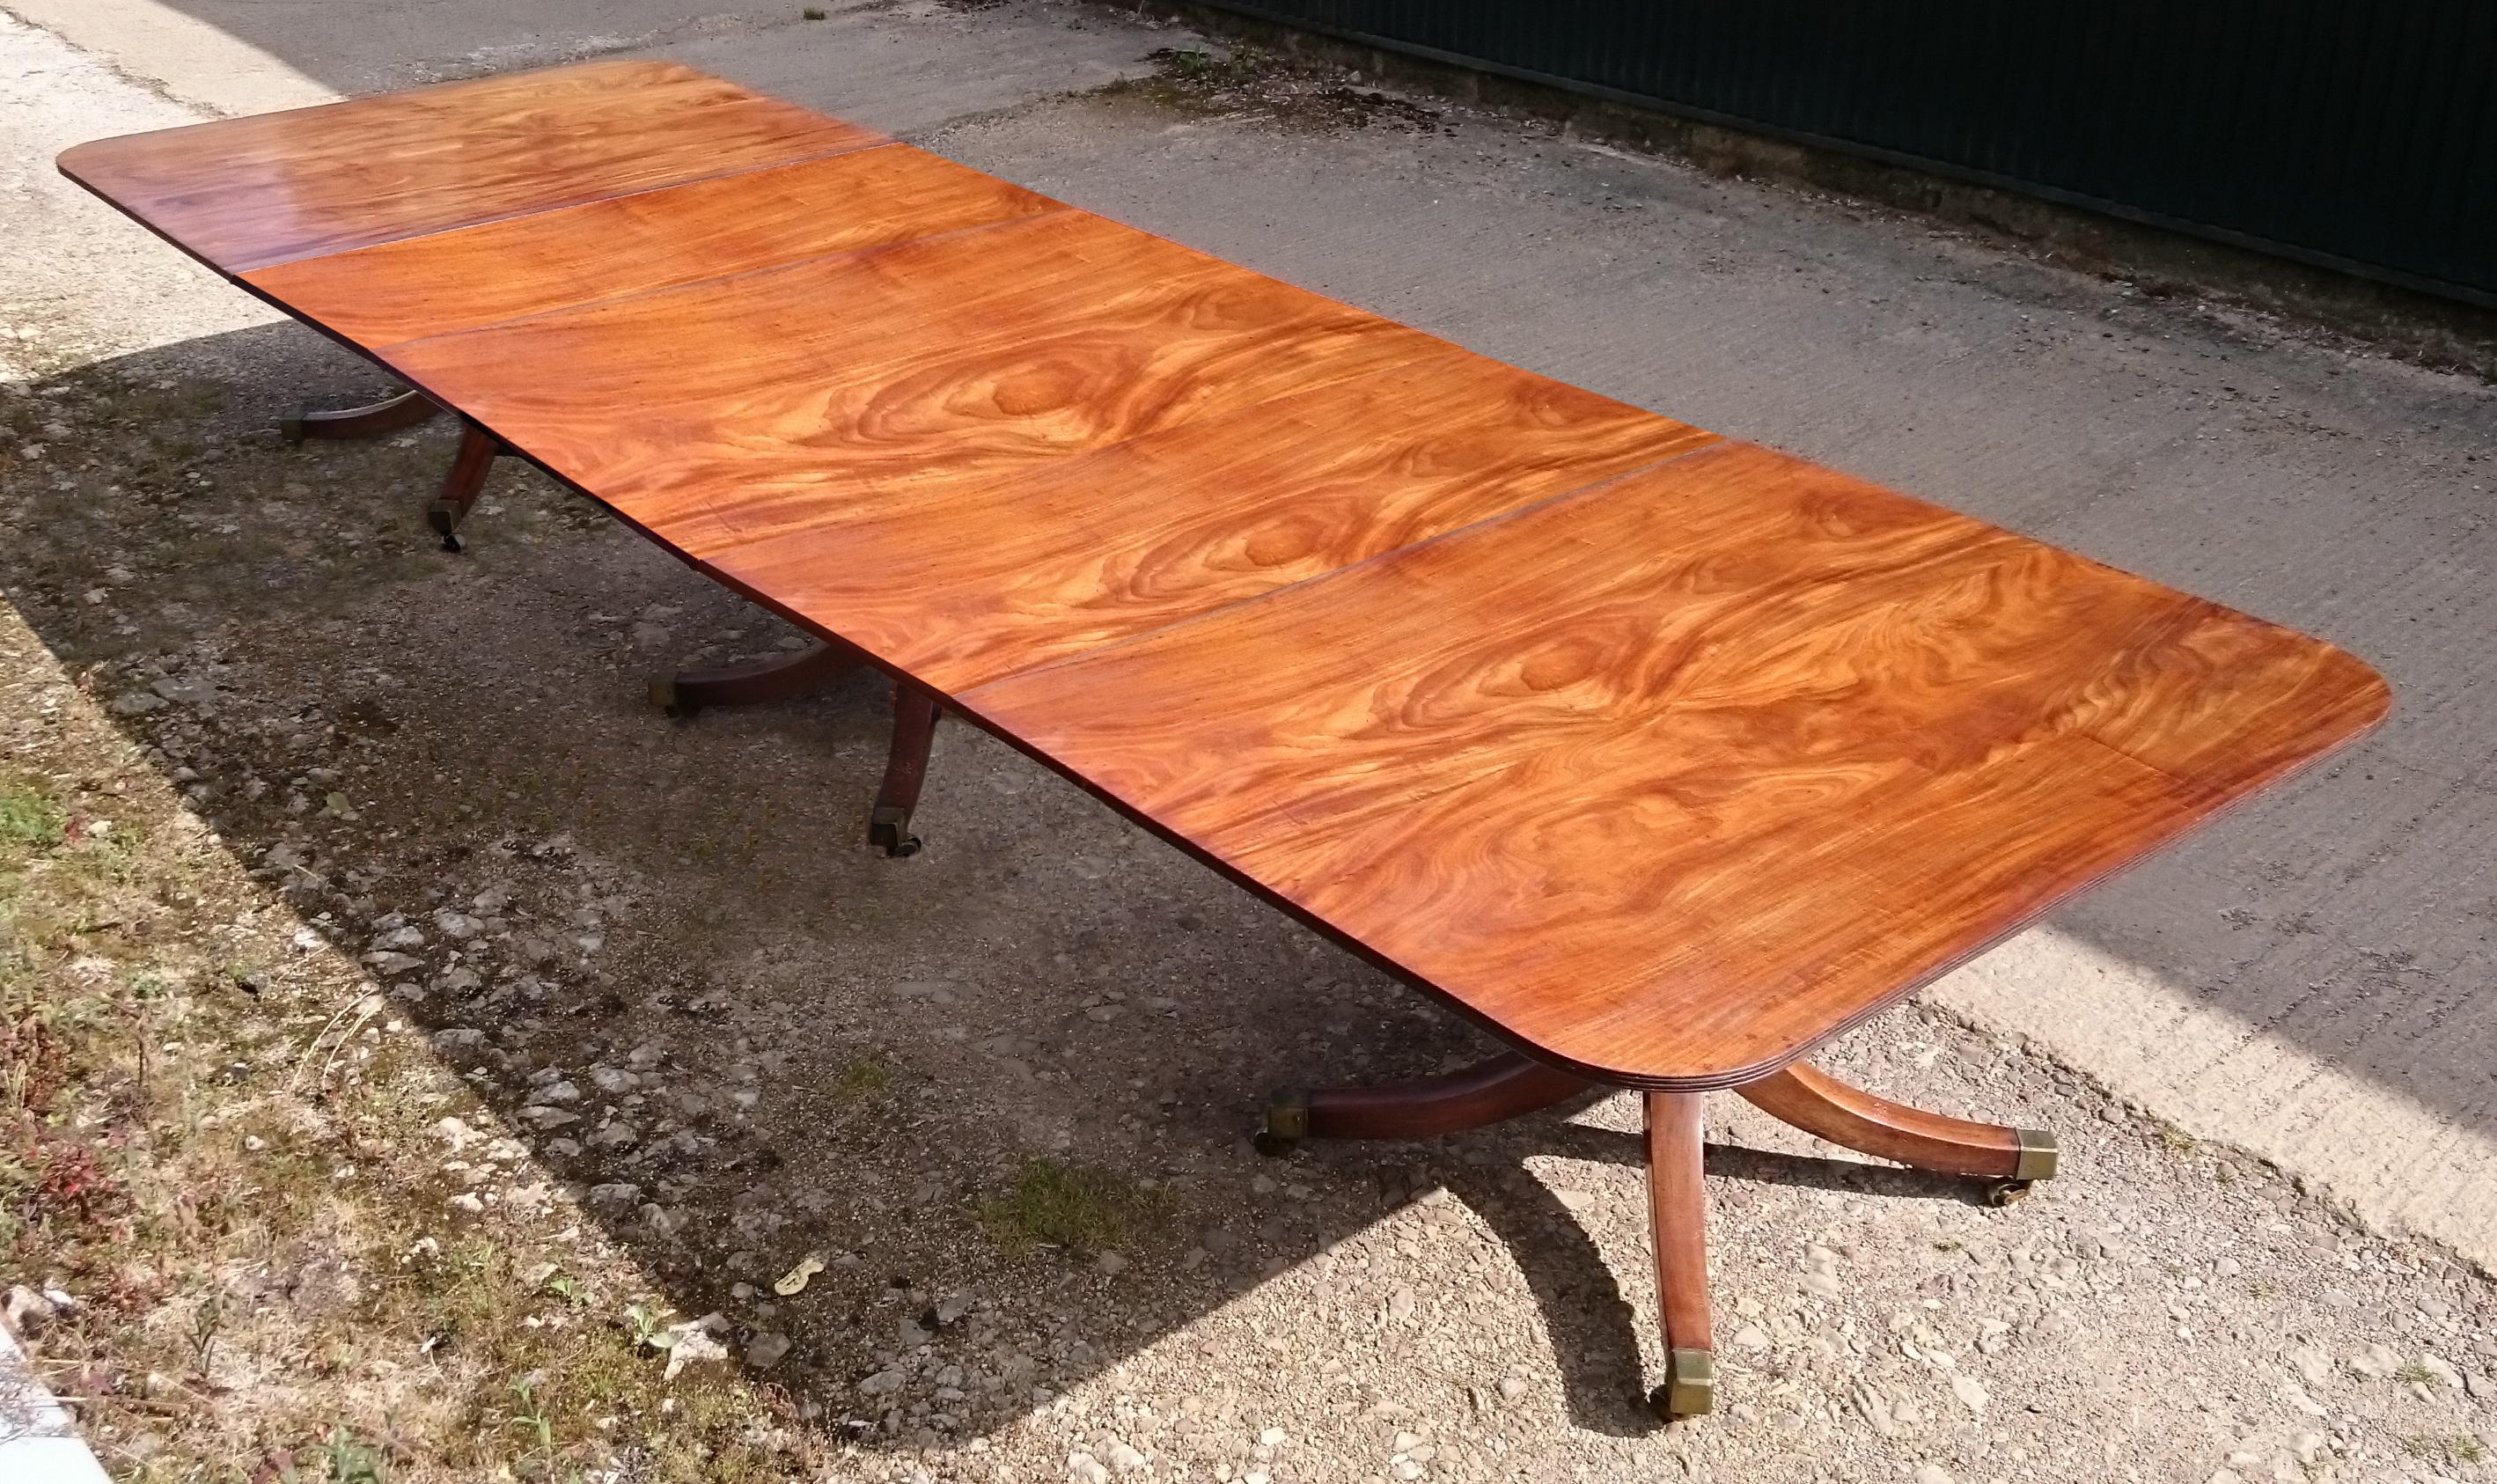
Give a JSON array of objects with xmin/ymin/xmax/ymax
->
[
  {"xmin": 869, "ymin": 807, "xmax": 921, "ymax": 858},
  {"xmin": 426, "ymin": 500, "xmax": 465, "ymax": 553},
  {"xmin": 1648, "ymin": 1348, "xmax": 1715, "ymax": 1422},
  {"xmin": 2012, "ymin": 1128, "xmax": 2060, "ymax": 1181},
  {"xmin": 279, "ymin": 411, "xmax": 310, "ymax": 444},
  {"xmin": 647, "ymin": 678, "xmax": 701, "ymax": 720},
  {"xmin": 1256, "ymin": 1089, "xmax": 1308, "ymax": 1157},
  {"xmin": 1985, "ymin": 1179, "xmax": 2034, "ymax": 1208}
]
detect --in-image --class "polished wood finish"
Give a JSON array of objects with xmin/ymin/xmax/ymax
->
[
  {"xmin": 1644, "ymin": 1091, "xmax": 1715, "ymax": 1419},
  {"xmin": 650, "ymin": 643, "xmax": 856, "ymax": 718},
  {"xmin": 245, "ymin": 147, "xmax": 1061, "ymax": 347},
  {"xmin": 1268, "ymin": 1051, "xmax": 1589, "ymax": 1142},
  {"xmin": 57, "ymin": 60, "xmax": 882, "ymax": 272},
  {"xmin": 378, "ymin": 209, "xmax": 1460, "ymax": 558},
  {"xmin": 711, "ymin": 350, "xmax": 1715, "ymax": 692},
  {"xmin": 61, "ymin": 59, "xmax": 2393, "ymax": 1426},
  {"xmin": 871, "ymin": 687, "xmax": 942, "ymax": 857},
  {"xmin": 280, "ymin": 387, "xmax": 442, "ymax": 442},
  {"xmin": 1739, "ymin": 1062, "xmax": 2039, "ymax": 1179},
  {"xmin": 59, "ymin": 49, "xmax": 2390, "ymax": 1098},
  {"xmin": 963, "ymin": 440, "xmax": 2391, "ymax": 1088}
]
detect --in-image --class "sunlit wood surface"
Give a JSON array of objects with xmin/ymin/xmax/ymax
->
[
  {"xmin": 58, "ymin": 62, "xmax": 2391, "ymax": 1088},
  {"xmin": 57, "ymin": 59, "xmax": 884, "ymax": 272},
  {"xmin": 960, "ymin": 441, "xmax": 2390, "ymax": 1084}
]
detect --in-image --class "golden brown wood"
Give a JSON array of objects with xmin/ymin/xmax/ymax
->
[
  {"xmin": 59, "ymin": 60, "xmax": 2395, "ymax": 1425},
  {"xmin": 374, "ymin": 209, "xmax": 1458, "ymax": 558},
  {"xmin": 1737, "ymin": 1062, "xmax": 2045, "ymax": 1179},
  {"xmin": 59, "ymin": 61, "xmax": 2390, "ymax": 1090},
  {"xmin": 709, "ymin": 348, "xmax": 1716, "ymax": 691},
  {"xmin": 1644, "ymin": 1091, "xmax": 1715, "ymax": 1420},
  {"xmin": 57, "ymin": 59, "xmax": 883, "ymax": 272},
  {"xmin": 244, "ymin": 148, "xmax": 1061, "ymax": 347},
  {"xmin": 960, "ymin": 439, "xmax": 2391, "ymax": 1088}
]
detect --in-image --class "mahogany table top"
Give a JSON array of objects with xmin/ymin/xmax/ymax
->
[{"xmin": 60, "ymin": 60, "xmax": 2391, "ymax": 1089}]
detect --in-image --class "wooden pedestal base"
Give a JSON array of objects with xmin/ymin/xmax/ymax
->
[
  {"xmin": 1258, "ymin": 1050, "xmax": 2057, "ymax": 1422},
  {"xmin": 278, "ymin": 391, "xmax": 503, "ymax": 549},
  {"xmin": 279, "ymin": 388, "xmax": 442, "ymax": 442},
  {"xmin": 649, "ymin": 648, "xmax": 941, "ymax": 856},
  {"xmin": 650, "ymin": 643, "xmax": 856, "ymax": 717}
]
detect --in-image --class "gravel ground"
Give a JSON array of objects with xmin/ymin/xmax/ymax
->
[{"xmin": 4, "ymin": 8, "xmax": 2495, "ymax": 1483}]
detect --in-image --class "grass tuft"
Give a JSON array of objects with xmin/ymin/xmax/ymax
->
[
  {"xmin": 977, "ymin": 1156, "xmax": 1149, "ymax": 1255},
  {"xmin": 2404, "ymin": 1433, "xmax": 2487, "ymax": 1465},
  {"xmin": 834, "ymin": 1052, "xmax": 893, "ymax": 1100},
  {"xmin": 0, "ymin": 782, "xmax": 65, "ymax": 855}
]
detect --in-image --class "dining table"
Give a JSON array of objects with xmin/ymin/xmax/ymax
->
[{"xmin": 59, "ymin": 58, "xmax": 2391, "ymax": 1421}]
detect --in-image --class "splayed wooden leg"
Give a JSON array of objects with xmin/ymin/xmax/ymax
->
[
  {"xmin": 649, "ymin": 643, "xmax": 856, "ymax": 719},
  {"xmin": 870, "ymin": 684, "xmax": 941, "ymax": 857},
  {"xmin": 1255, "ymin": 1050, "xmax": 1589, "ymax": 1155},
  {"xmin": 1737, "ymin": 1061, "xmax": 2057, "ymax": 1202},
  {"xmin": 425, "ymin": 422, "xmax": 501, "ymax": 552},
  {"xmin": 279, "ymin": 388, "xmax": 443, "ymax": 443},
  {"xmin": 1644, "ymin": 1090, "xmax": 1715, "ymax": 1421}
]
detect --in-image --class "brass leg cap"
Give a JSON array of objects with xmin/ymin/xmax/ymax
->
[
  {"xmin": 868, "ymin": 806, "xmax": 920, "ymax": 856},
  {"xmin": 649, "ymin": 677, "xmax": 699, "ymax": 718},
  {"xmin": 2013, "ymin": 1128, "xmax": 2060, "ymax": 1182},
  {"xmin": 426, "ymin": 500, "xmax": 465, "ymax": 552},
  {"xmin": 1257, "ymin": 1089, "xmax": 1308, "ymax": 1155},
  {"xmin": 1649, "ymin": 1348, "xmax": 1715, "ymax": 1422}
]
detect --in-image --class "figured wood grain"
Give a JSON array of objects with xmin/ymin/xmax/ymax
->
[
  {"xmin": 242, "ymin": 147, "xmax": 1061, "ymax": 347},
  {"xmin": 1737, "ymin": 1062, "xmax": 2023, "ymax": 1177},
  {"xmin": 377, "ymin": 209, "xmax": 1458, "ymax": 557},
  {"xmin": 57, "ymin": 60, "xmax": 882, "ymax": 272},
  {"xmin": 59, "ymin": 62, "xmax": 2392, "ymax": 1091},
  {"xmin": 708, "ymin": 347, "xmax": 1719, "ymax": 691},
  {"xmin": 959, "ymin": 440, "xmax": 2391, "ymax": 1087}
]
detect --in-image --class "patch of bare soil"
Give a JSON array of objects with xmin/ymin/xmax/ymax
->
[{"xmin": 1109, "ymin": 44, "xmax": 1451, "ymax": 135}]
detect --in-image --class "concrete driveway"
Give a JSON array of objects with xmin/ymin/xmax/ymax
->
[{"xmin": 4, "ymin": 1, "xmax": 2493, "ymax": 1477}]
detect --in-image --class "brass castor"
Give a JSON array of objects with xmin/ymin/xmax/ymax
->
[
  {"xmin": 1648, "ymin": 1348, "xmax": 1715, "ymax": 1422},
  {"xmin": 425, "ymin": 499, "xmax": 465, "ymax": 553},
  {"xmin": 1986, "ymin": 1128, "xmax": 2060, "ymax": 1206},
  {"xmin": 868, "ymin": 806, "xmax": 922, "ymax": 858},
  {"xmin": 646, "ymin": 678, "xmax": 701, "ymax": 720},
  {"xmin": 1254, "ymin": 1089, "xmax": 1308, "ymax": 1157},
  {"xmin": 279, "ymin": 412, "xmax": 311, "ymax": 444}
]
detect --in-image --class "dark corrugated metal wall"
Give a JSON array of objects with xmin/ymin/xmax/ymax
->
[{"xmin": 1198, "ymin": 0, "xmax": 2497, "ymax": 305}]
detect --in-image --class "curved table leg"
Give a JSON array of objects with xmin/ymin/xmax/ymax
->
[
  {"xmin": 869, "ymin": 684, "xmax": 941, "ymax": 857},
  {"xmin": 1255, "ymin": 1049, "xmax": 1590, "ymax": 1154},
  {"xmin": 279, "ymin": 388, "xmax": 443, "ymax": 443},
  {"xmin": 1737, "ymin": 1061, "xmax": 2058, "ymax": 1201},
  {"xmin": 425, "ymin": 422, "xmax": 502, "ymax": 552},
  {"xmin": 649, "ymin": 643, "xmax": 856, "ymax": 718},
  {"xmin": 1645, "ymin": 1090, "xmax": 1715, "ymax": 1421}
]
